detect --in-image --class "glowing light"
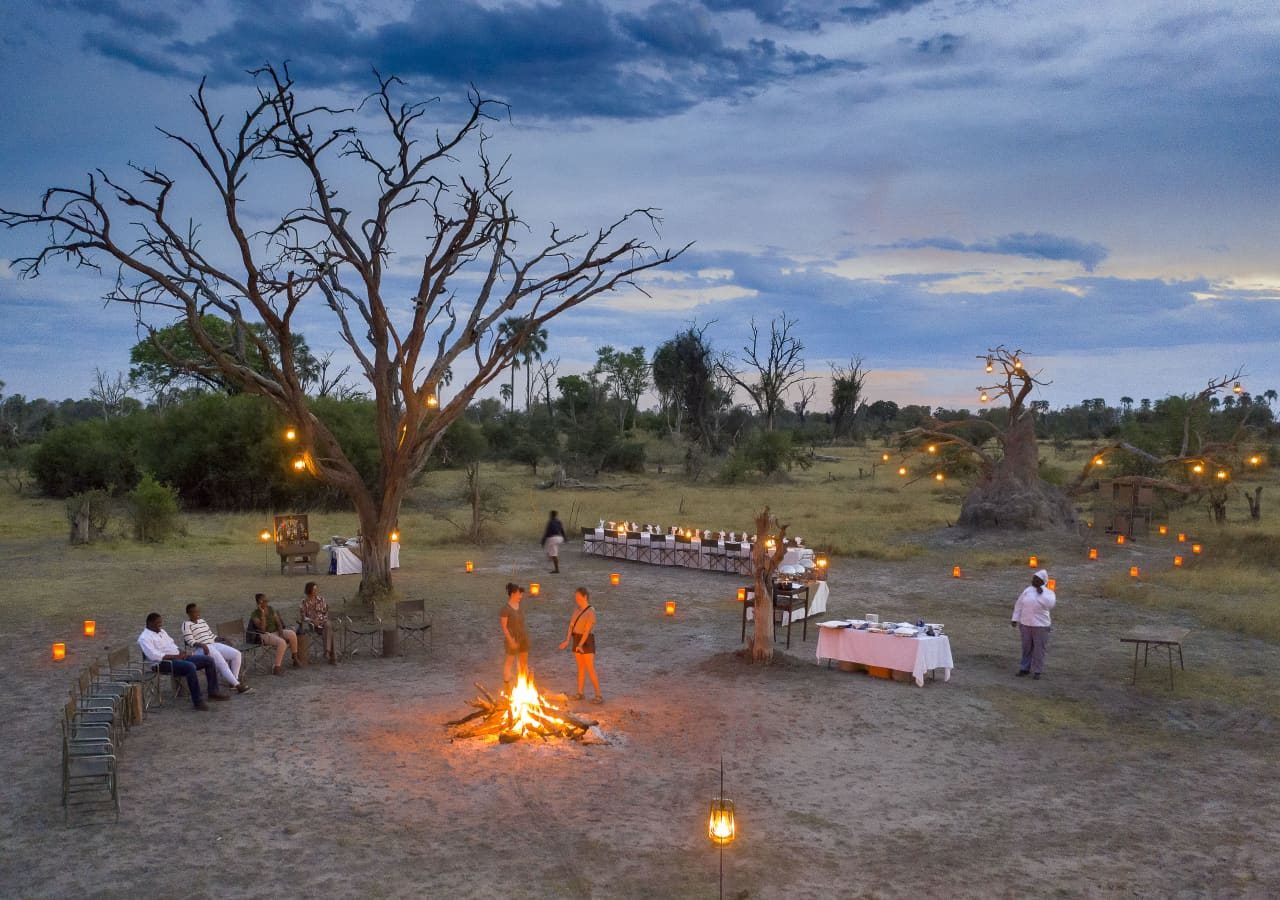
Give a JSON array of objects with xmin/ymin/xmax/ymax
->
[
  {"xmin": 736, "ymin": 587, "xmax": 746, "ymax": 602},
  {"xmin": 708, "ymin": 800, "xmax": 736, "ymax": 846},
  {"xmin": 1191, "ymin": 463, "xmax": 1204, "ymax": 474},
  {"xmin": 1116, "ymin": 534, "xmax": 1126, "ymax": 545},
  {"xmin": 985, "ymin": 357, "xmax": 993, "ymax": 373},
  {"xmin": 1028, "ymin": 555, "xmax": 1038, "ymax": 567},
  {"xmin": 881, "ymin": 452, "xmax": 890, "ymax": 462},
  {"xmin": 934, "ymin": 472, "xmax": 945, "ymax": 482},
  {"xmin": 927, "ymin": 444, "xmax": 937, "ymax": 454},
  {"xmin": 425, "ymin": 393, "xmax": 439, "ymax": 409},
  {"xmin": 1192, "ymin": 543, "xmax": 1202, "ymax": 555},
  {"xmin": 952, "ymin": 566, "xmax": 962, "ymax": 578},
  {"xmin": 815, "ymin": 556, "xmax": 829, "ymax": 569},
  {"xmin": 1093, "ymin": 457, "xmax": 1105, "ymax": 467},
  {"xmin": 83, "ymin": 620, "xmax": 96, "ymax": 638},
  {"xmin": 1216, "ymin": 470, "xmax": 1229, "ymax": 481},
  {"xmin": 390, "ymin": 530, "xmax": 400, "ymax": 543},
  {"xmin": 1233, "ymin": 381, "xmax": 1243, "ymax": 394},
  {"xmin": 897, "ymin": 466, "xmax": 908, "ymax": 476},
  {"xmin": 465, "ymin": 560, "xmax": 474, "ymax": 573},
  {"xmin": 610, "ymin": 573, "xmax": 621, "ymax": 586},
  {"xmin": 1249, "ymin": 455, "xmax": 1263, "ymax": 466},
  {"xmin": 665, "ymin": 600, "xmax": 676, "ymax": 616},
  {"xmin": 1130, "ymin": 566, "xmax": 1140, "ymax": 578},
  {"xmin": 1047, "ymin": 579, "xmax": 1057, "ymax": 591},
  {"xmin": 292, "ymin": 457, "xmax": 307, "ymax": 472},
  {"xmin": 284, "ymin": 427, "xmax": 297, "ymax": 441},
  {"xmin": 1173, "ymin": 555, "xmax": 1184, "ymax": 567},
  {"xmin": 529, "ymin": 583, "xmax": 540, "ymax": 597},
  {"xmin": 1013, "ymin": 357, "xmax": 1022, "ymax": 369},
  {"xmin": 52, "ymin": 643, "xmax": 66, "ymax": 661},
  {"xmin": 1177, "ymin": 533, "xmax": 1186, "ymax": 543},
  {"xmin": 979, "ymin": 391, "xmax": 989, "ymax": 403},
  {"xmin": 1088, "ymin": 548, "xmax": 1098, "ymax": 560},
  {"xmin": 259, "ymin": 529, "xmax": 272, "ymax": 542},
  {"xmin": 1158, "ymin": 525, "xmax": 1168, "ymax": 536}
]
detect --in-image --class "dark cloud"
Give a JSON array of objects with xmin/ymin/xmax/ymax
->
[
  {"xmin": 54, "ymin": 0, "xmax": 181, "ymax": 37},
  {"xmin": 914, "ymin": 32, "xmax": 962, "ymax": 56},
  {"xmin": 84, "ymin": 0, "xmax": 860, "ymax": 121},
  {"xmin": 890, "ymin": 232, "xmax": 1110, "ymax": 272},
  {"xmin": 838, "ymin": 0, "xmax": 933, "ymax": 26}
]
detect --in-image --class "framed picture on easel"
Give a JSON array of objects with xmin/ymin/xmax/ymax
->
[{"xmin": 274, "ymin": 514, "xmax": 310, "ymax": 545}]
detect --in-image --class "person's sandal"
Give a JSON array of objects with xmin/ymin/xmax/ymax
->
[
  {"xmin": 572, "ymin": 693, "xmax": 584, "ymax": 700},
  {"xmin": 591, "ymin": 696, "xmax": 603, "ymax": 704}
]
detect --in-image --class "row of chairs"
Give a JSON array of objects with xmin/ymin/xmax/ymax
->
[
  {"xmin": 582, "ymin": 529, "xmax": 752, "ymax": 574},
  {"xmin": 61, "ymin": 646, "xmax": 165, "ymax": 823}
]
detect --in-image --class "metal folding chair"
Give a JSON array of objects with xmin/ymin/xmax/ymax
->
[
  {"xmin": 216, "ymin": 618, "xmax": 274, "ymax": 676},
  {"xmin": 341, "ymin": 614, "xmax": 384, "ymax": 657},
  {"xmin": 395, "ymin": 599, "xmax": 432, "ymax": 654}
]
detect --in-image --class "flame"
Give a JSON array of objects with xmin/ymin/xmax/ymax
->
[{"xmin": 502, "ymin": 673, "xmax": 570, "ymax": 739}]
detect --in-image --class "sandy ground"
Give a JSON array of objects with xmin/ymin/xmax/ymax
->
[{"xmin": 2, "ymin": 529, "xmax": 1279, "ymax": 899}]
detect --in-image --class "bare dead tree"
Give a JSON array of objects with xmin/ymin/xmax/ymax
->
[
  {"xmin": 830, "ymin": 356, "xmax": 868, "ymax": 439},
  {"xmin": 0, "ymin": 64, "xmax": 687, "ymax": 603},
  {"xmin": 533, "ymin": 357, "xmax": 559, "ymax": 418},
  {"xmin": 313, "ymin": 351, "xmax": 362, "ymax": 400},
  {"xmin": 792, "ymin": 381, "xmax": 817, "ymax": 423},
  {"xmin": 89, "ymin": 368, "xmax": 131, "ymax": 421},
  {"xmin": 720, "ymin": 314, "xmax": 811, "ymax": 431}
]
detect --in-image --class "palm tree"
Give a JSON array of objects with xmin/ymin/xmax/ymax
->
[
  {"xmin": 499, "ymin": 382, "xmax": 513, "ymax": 409},
  {"xmin": 519, "ymin": 325, "xmax": 548, "ymax": 412},
  {"xmin": 497, "ymin": 316, "xmax": 525, "ymax": 413}
]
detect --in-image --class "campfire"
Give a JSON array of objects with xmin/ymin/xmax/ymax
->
[{"xmin": 446, "ymin": 674, "xmax": 600, "ymax": 743}]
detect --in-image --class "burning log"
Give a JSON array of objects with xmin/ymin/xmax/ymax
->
[{"xmin": 446, "ymin": 674, "xmax": 600, "ymax": 743}]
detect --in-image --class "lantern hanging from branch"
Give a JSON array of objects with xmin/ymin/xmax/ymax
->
[
  {"xmin": 284, "ymin": 427, "xmax": 297, "ymax": 441},
  {"xmin": 259, "ymin": 529, "xmax": 272, "ymax": 542}
]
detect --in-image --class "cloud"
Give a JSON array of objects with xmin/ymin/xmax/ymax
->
[
  {"xmin": 53, "ymin": 0, "xmax": 181, "ymax": 37},
  {"xmin": 78, "ymin": 0, "xmax": 861, "ymax": 121},
  {"xmin": 891, "ymin": 233, "xmax": 1110, "ymax": 272}
]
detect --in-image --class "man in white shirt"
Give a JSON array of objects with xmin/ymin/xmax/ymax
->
[
  {"xmin": 138, "ymin": 612, "xmax": 229, "ymax": 710},
  {"xmin": 182, "ymin": 603, "xmax": 253, "ymax": 694}
]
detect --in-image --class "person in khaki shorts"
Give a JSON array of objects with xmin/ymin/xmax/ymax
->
[{"xmin": 249, "ymin": 592, "xmax": 299, "ymax": 675}]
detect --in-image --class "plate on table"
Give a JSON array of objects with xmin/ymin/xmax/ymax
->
[
  {"xmin": 893, "ymin": 626, "xmax": 918, "ymax": 637},
  {"xmin": 818, "ymin": 620, "xmax": 852, "ymax": 629}
]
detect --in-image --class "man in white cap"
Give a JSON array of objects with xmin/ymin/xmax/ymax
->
[{"xmin": 1011, "ymin": 569, "xmax": 1056, "ymax": 679}]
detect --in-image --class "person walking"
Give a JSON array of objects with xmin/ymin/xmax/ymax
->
[
  {"xmin": 500, "ymin": 583, "xmax": 530, "ymax": 689},
  {"xmin": 559, "ymin": 587, "xmax": 601, "ymax": 703},
  {"xmin": 541, "ymin": 510, "xmax": 566, "ymax": 574},
  {"xmin": 1011, "ymin": 569, "xmax": 1056, "ymax": 679}
]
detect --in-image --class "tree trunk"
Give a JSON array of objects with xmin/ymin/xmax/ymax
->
[
  {"xmin": 355, "ymin": 506, "xmax": 398, "ymax": 614},
  {"xmin": 958, "ymin": 413, "xmax": 1076, "ymax": 530},
  {"xmin": 748, "ymin": 507, "xmax": 788, "ymax": 663},
  {"xmin": 1247, "ymin": 486, "xmax": 1262, "ymax": 520}
]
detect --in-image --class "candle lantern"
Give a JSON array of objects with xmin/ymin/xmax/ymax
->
[
  {"xmin": 927, "ymin": 444, "xmax": 937, "ymax": 454},
  {"xmin": 529, "ymin": 583, "xmax": 541, "ymax": 597},
  {"xmin": 897, "ymin": 466, "xmax": 907, "ymax": 476},
  {"xmin": 1088, "ymin": 548, "xmax": 1098, "ymax": 560},
  {"xmin": 979, "ymin": 391, "xmax": 989, "ymax": 403},
  {"xmin": 52, "ymin": 642, "xmax": 66, "ymax": 661},
  {"xmin": 952, "ymin": 565, "xmax": 962, "ymax": 578},
  {"xmin": 665, "ymin": 601, "xmax": 677, "ymax": 616},
  {"xmin": 292, "ymin": 457, "xmax": 307, "ymax": 472},
  {"xmin": 1047, "ymin": 579, "xmax": 1057, "ymax": 591},
  {"xmin": 1093, "ymin": 457, "xmax": 1105, "ymax": 467},
  {"xmin": 934, "ymin": 472, "xmax": 944, "ymax": 482},
  {"xmin": 610, "ymin": 573, "xmax": 621, "ymax": 586},
  {"xmin": 1177, "ymin": 533, "xmax": 1186, "ymax": 543},
  {"xmin": 1173, "ymin": 555, "xmax": 1184, "ymax": 567},
  {"xmin": 1158, "ymin": 525, "xmax": 1168, "ymax": 536},
  {"xmin": 284, "ymin": 427, "xmax": 297, "ymax": 441},
  {"xmin": 259, "ymin": 529, "xmax": 272, "ymax": 542},
  {"xmin": 390, "ymin": 530, "xmax": 400, "ymax": 543},
  {"xmin": 1129, "ymin": 566, "xmax": 1140, "ymax": 578},
  {"xmin": 815, "ymin": 556, "xmax": 828, "ymax": 570},
  {"xmin": 83, "ymin": 620, "xmax": 96, "ymax": 638},
  {"xmin": 708, "ymin": 798, "xmax": 736, "ymax": 845},
  {"xmin": 1192, "ymin": 543, "xmax": 1202, "ymax": 555},
  {"xmin": 881, "ymin": 452, "xmax": 890, "ymax": 462},
  {"xmin": 425, "ymin": 392, "xmax": 439, "ymax": 409},
  {"xmin": 736, "ymin": 587, "xmax": 746, "ymax": 602},
  {"xmin": 1028, "ymin": 555, "xmax": 1038, "ymax": 567},
  {"xmin": 465, "ymin": 560, "xmax": 474, "ymax": 573},
  {"xmin": 1116, "ymin": 534, "xmax": 1126, "ymax": 545}
]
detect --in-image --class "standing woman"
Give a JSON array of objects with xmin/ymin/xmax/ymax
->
[
  {"xmin": 542, "ymin": 510, "xmax": 566, "ymax": 574},
  {"xmin": 500, "ymin": 583, "xmax": 529, "ymax": 688},
  {"xmin": 1011, "ymin": 569, "xmax": 1056, "ymax": 679},
  {"xmin": 300, "ymin": 581, "xmax": 337, "ymax": 664},
  {"xmin": 559, "ymin": 587, "xmax": 602, "ymax": 703}
]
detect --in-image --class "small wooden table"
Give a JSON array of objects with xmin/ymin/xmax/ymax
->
[{"xmin": 1120, "ymin": 627, "xmax": 1188, "ymax": 689}]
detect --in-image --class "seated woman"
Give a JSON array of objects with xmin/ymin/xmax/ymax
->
[
  {"xmin": 299, "ymin": 581, "xmax": 336, "ymax": 664},
  {"xmin": 248, "ymin": 592, "xmax": 299, "ymax": 675}
]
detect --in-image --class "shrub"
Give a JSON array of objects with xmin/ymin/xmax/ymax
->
[
  {"xmin": 128, "ymin": 474, "xmax": 181, "ymax": 542},
  {"xmin": 601, "ymin": 441, "xmax": 646, "ymax": 473},
  {"xmin": 65, "ymin": 489, "xmax": 112, "ymax": 544}
]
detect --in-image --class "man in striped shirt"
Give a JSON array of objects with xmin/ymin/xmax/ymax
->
[{"xmin": 182, "ymin": 603, "xmax": 253, "ymax": 694}]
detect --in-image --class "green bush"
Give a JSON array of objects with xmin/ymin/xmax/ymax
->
[
  {"xmin": 601, "ymin": 440, "xmax": 646, "ymax": 473},
  {"xmin": 128, "ymin": 473, "xmax": 182, "ymax": 542},
  {"xmin": 30, "ymin": 418, "xmax": 144, "ymax": 497}
]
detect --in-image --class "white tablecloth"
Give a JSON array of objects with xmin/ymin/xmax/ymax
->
[
  {"xmin": 324, "ymin": 541, "xmax": 400, "ymax": 575},
  {"xmin": 583, "ymin": 529, "xmax": 812, "ymax": 575},
  {"xmin": 745, "ymin": 581, "xmax": 829, "ymax": 625},
  {"xmin": 816, "ymin": 626, "xmax": 953, "ymax": 687}
]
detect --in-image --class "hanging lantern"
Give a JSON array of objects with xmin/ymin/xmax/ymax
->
[
  {"xmin": 979, "ymin": 391, "xmax": 989, "ymax": 403},
  {"xmin": 927, "ymin": 444, "xmax": 937, "ymax": 454},
  {"xmin": 736, "ymin": 587, "xmax": 746, "ymax": 602},
  {"xmin": 529, "ymin": 583, "xmax": 541, "ymax": 597},
  {"xmin": 1191, "ymin": 463, "xmax": 1204, "ymax": 474},
  {"xmin": 985, "ymin": 356, "xmax": 993, "ymax": 373},
  {"xmin": 610, "ymin": 573, "xmax": 621, "ymax": 586},
  {"xmin": 52, "ymin": 643, "xmax": 67, "ymax": 661},
  {"xmin": 1173, "ymin": 555, "xmax": 1184, "ymax": 567},
  {"xmin": 292, "ymin": 457, "xmax": 307, "ymax": 472},
  {"xmin": 897, "ymin": 466, "xmax": 907, "ymax": 476},
  {"xmin": 1092, "ymin": 457, "xmax": 1105, "ymax": 467},
  {"xmin": 934, "ymin": 472, "xmax": 944, "ymax": 482},
  {"xmin": 1233, "ymin": 381, "xmax": 1243, "ymax": 394},
  {"xmin": 1158, "ymin": 525, "xmax": 1168, "ymax": 536},
  {"xmin": 1116, "ymin": 534, "xmax": 1126, "ymax": 545},
  {"xmin": 881, "ymin": 452, "xmax": 890, "ymax": 462},
  {"xmin": 1192, "ymin": 543, "xmax": 1202, "ymax": 555},
  {"xmin": 1249, "ymin": 455, "xmax": 1263, "ymax": 466},
  {"xmin": 1028, "ymin": 555, "xmax": 1038, "ymax": 567},
  {"xmin": 83, "ymin": 620, "xmax": 96, "ymax": 638},
  {"xmin": 952, "ymin": 565, "xmax": 962, "ymax": 578},
  {"xmin": 465, "ymin": 560, "xmax": 474, "ymax": 573},
  {"xmin": 1216, "ymin": 470, "xmax": 1229, "ymax": 481},
  {"xmin": 425, "ymin": 392, "xmax": 439, "ymax": 410},
  {"xmin": 1013, "ymin": 357, "xmax": 1022, "ymax": 369},
  {"xmin": 1129, "ymin": 566, "xmax": 1140, "ymax": 578},
  {"xmin": 708, "ymin": 799, "xmax": 736, "ymax": 846},
  {"xmin": 665, "ymin": 601, "xmax": 677, "ymax": 616},
  {"xmin": 1088, "ymin": 548, "xmax": 1098, "ymax": 560},
  {"xmin": 284, "ymin": 427, "xmax": 297, "ymax": 441}
]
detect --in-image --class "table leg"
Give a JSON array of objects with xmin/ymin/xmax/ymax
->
[
  {"xmin": 801, "ymin": 602, "xmax": 808, "ymax": 643},
  {"xmin": 1144, "ymin": 643, "xmax": 1151, "ymax": 667},
  {"xmin": 785, "ymin": 608, "xmax": 792, "ymax": 650},
  {"xmin": 1167, "ymin": 644, "xmax": 1175, "ymax": 689},
  {"xmin": 1177, "ymin": 643, "xmax": 1184, "ymax": 671},
  {"xmin": 1132, "ymin": 642, "xmax": 1139, "ymax": 684}
]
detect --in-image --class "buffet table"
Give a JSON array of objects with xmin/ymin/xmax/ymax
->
[
  {"xmin": 324, "ymin": 541, "xmax": 401, "ymax": 576},
  {"xmin": 816, "ymin": 624, "xmax": 953, "ymax": 687},
  {"xmin": 745, "ymin": 581, "xmax": 829, "ymax": 625}
]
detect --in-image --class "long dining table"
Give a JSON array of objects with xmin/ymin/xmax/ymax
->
[{"xmin": 581, "ymin": 528, "xmax": 813, "ymax": 574}]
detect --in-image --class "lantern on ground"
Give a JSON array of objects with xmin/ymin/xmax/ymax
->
[
  {"xmin": 610, "ymin": 573, "xmax": 621, "ymax": 586},
  {"xmin": 1158, "ymin": 525, "xmax": 1168, "ymax": 536},
  {"xmin": 1192, "ymin": 543, "xmax": 1202, "ymax": 555},
  {"xmin": 1028, "ymin": 555, "xmax": 1038, "ymax": 567},
  {"xmin": 1177, "ymin": 533, "xmax": 1186, "ymax": 543},
  {"xmin": 83, "ymin": 620, "xmax": 96, "ymax": 638},
  {"xmin": 736, "ymin": 587, "xmax": 746, "ymax": 602},
  {"xmin": 465, "ymin": 560, "xmax": 474, "ymax": 573},
  {"xmin": 1173, "ymin": 555, "xmax": 1184, "ymax": 567},
  {"xmin": 1116, "ymin": 534, "xmax": 1126, "ymax": 545},
  {"xmin": 529, "ymin": 583, "xmax": 541, "ymax": 597},
  {"xmin": 1088, "ymin": 548, "xmax": 1098, "ymax": 560},
  {"xmin": 52, "ymin": 643, "xmax": 66, "ymax": 661},
  {"xmin": 1130, "ymin": 566, "xmax": 1140, "ymax": 578},
  {"xmin": 952, "ymin": 566, "xmax": 962, "ymax": 578},
  {"xmin": 665, "ymin": 601, "xmax": 677, "ymax": 616},
  {"xmin": 881, "ymin": 452, "xmax": 890, "ymax": 462},
  {"xmin": 934, "ymin": 472, "xmax": 944, "ymax": 482}
]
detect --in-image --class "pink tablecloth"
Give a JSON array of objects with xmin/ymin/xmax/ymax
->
[{"xmin": 816, "ymin": 626, "xmax": 953, "ymax": 687}]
